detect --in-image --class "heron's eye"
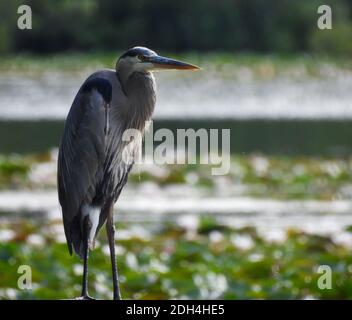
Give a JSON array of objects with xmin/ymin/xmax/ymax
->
[{"xmin": 138, "ymin": 55, "xmax": 146, "ymax": 62}]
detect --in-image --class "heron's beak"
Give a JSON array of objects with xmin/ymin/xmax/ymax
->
[{"xmin": 148, "ymin": 55, "xmax": 200, "ymax": 71}]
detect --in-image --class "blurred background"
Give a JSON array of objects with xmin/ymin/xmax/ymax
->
[{"xmin": 1, "ymin": 0, "xmax": 352, "ymax": 299}]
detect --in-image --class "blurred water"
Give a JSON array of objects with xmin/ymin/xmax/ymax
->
[
  {"xmin": 1, "ymin": 190, "xmax": 352, "ymax": 246},
  {"xmin": 1, "ymin": 119, "xmax": 351, "ymax": 155},
  {"xmin": 0, "ymin": 71, "xmax": 352, "ymax": 120}
]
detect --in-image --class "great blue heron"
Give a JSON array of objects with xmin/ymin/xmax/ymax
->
[{"xmin": 57, "ymin": 46, "xmax": 199, "ymax": 300}]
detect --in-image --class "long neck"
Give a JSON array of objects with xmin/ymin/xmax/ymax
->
[{"xmin": 117, "ymin": 70, "xmax": 156, "ymax": 131}]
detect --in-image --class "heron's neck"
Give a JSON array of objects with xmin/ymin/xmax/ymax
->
[{"xmin": 118, "ymin": 70, "xmax": 156, "ymax": 130}]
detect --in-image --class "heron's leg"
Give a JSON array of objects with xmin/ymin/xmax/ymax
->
[
  {"xmin": 106, "ymin": 206, "xmax": 122, "ymax": 300},
  {"xmin": 80, "ymin": 216, "xmax": 94, "ymax": 300}
]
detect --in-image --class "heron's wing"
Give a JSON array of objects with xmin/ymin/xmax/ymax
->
[{"xmin": 58, "ymin": 78, "xmax": 111, "ymax": 254}]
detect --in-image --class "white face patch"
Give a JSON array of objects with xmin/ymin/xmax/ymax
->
[
  {"xmin": 135, "ymin": 61, "xmax": 154, "ymax": 72},
  {"xmin": 118, "ymin": 55, "xmax": 155, "ymax": 73},
  {"xmin": 81, "ymin": 204, "xmax": 101, "ymax": 249}
]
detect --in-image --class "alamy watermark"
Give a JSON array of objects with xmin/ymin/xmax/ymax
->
[
  {"xmin": 317, "ymin": 265, "xmax": 332, "ymax": 290},
  {"xmin": 317, "ymin": 5, "xmax": 332, "ymax": 30},
  {"xmin": 17, "ymin": 265, "xmax": 32, "ymax": 290},
  {"xmin": 121, "ymin": 121, "xmax": 231, "ymax": 175},
  {"xmin": 17, "ymin": 5, "xmax": 32, "ymax": 30}
]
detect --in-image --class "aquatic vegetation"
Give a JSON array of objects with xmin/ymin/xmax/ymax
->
[
  {"xmin": 0, "ymin": 217, "xmax": 352, "ymax": 300},
  {"xmin": 0, "ymin": 153, "xmax": 52, "ymax": 189},
  {"xmin": 1, "ymin": 151, "xmax": 352, "ymax": 200},
  {"xmin": 1, "ymin": 152, "xmax": 351, "ymax": 299},
  {"xmin": 0, "ymin": 155, "xmax": 31, "ymax": 189}
]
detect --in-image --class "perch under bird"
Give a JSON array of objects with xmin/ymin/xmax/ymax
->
[{"xmin": 57, "ymin": 46, "xmax": 199, "ymax": 300}]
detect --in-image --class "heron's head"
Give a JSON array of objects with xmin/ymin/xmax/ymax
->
[{"xmin": 116, "ymin": 46, "xmax": 199, "ymax": 75}]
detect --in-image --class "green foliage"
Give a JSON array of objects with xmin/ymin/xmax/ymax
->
[
  {"xmin": 0, "ymin": 156, "xmax": 31, "ymax": 188},
  {"xmin": 2, "ymin": 151, "xmax": 352, "ymax": 200},
  {"xmin": 310, "ymin": 23, "xmax": 352, "ymax": 56},
  {"xmin": 0, "ymin": 152, "xmax": 55, "ymax": 189},
  {"xmin": 198, "ymin": 216, "xmax": 230, "ymax": 235},
  {"xmin": 0, "ymin": 219, "xmax": 352, "ymax": 299},
  {"xmin": 1, "ymin": 0, "xmax": 351, "ymax": 55},
  {"xmin": 1, "ymin": 51, "xmax": 352, "ymax": 76}
]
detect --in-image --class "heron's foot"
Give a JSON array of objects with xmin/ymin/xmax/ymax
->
[{"xmin": 75, "ymin": 295, "xmax": 96, "ymax": 300}]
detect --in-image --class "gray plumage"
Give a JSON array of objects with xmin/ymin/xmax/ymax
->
[
  {"xmin": 57, "ymin": 46, "xmax": 199, "ymax": 300},
  {"xmin": 58, "ymin": 68, "xmax": 155, "ymax": 256}
]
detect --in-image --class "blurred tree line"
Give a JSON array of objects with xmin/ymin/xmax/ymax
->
[{"xmin": 0, "ymin": 0, "xmax": 351, "ymax": 55}]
